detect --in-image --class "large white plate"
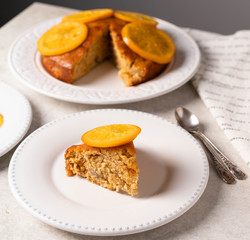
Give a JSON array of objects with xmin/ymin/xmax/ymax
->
[
  {"xmin": 0, "ymin": 81, "xmax": 32, "ymax": 157},
  {"xmin": 8, "ymin": 109, "xmax": 208, "ymax": 236},
  {"xmin": 8, "ymin": 17, "xmax": 200, "ymax": 104}
]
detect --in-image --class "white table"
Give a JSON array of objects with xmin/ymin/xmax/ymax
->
[{"xmin": 1, "ymin": 3, "xmax": 249, "ymax": 240}]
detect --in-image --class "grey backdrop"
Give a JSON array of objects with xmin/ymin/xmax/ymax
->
[{"xmin": 2, "ymin": 0, "xmax": 250, "ymax": 34}]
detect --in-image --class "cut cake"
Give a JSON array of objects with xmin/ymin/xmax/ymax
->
[{"xmin": 41, "ymin": 18, "xmax": 166, "ymax": 86}]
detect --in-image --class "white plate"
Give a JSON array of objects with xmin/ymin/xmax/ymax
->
[
  {"xmin": 0, "ymin": 81, "xmax": 32, "ymax": 157},
  {"xmin": 8, "ymin": 17, "xmax": 200, "ymax": 104},
  {"xmin": 8, "ymin": 109, "xmax": 208, "ymax": 236}
]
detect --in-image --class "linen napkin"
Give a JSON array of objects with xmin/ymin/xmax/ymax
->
[{"xmin": 186, "ymin": 29, "xmax": 250, "ymax": 167}]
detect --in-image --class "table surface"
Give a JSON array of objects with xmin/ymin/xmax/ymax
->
[{"xmin": 1, "ymin": 3, "xmax": 250, "ymax": 240}]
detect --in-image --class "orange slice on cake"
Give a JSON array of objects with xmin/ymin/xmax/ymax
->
[
  {"xmin": 62, "ymin": 9, "xmax": 114, "ymax": 23},
  {"xmin": 81, "ymin": 124, "xmax": 141, "ymax": 147},
  {"xmin": 0, "ymin": 114, "xmax": 3, "ymax": 128},
  {"xmin": 121, "ymin": 22, "xmax": 175, "ymax": 64},
  {"xmin": 114, "ymin": 10, "xmax": 158, "ymax": 26},
  {"xmin": 37, "ymin": 21, "xmax": 88, "ymax": 56}
]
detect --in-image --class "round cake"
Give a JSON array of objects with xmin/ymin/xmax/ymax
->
[{"xmin": 38, "ymin": 10, "xmax": 175, "ymax": 86}]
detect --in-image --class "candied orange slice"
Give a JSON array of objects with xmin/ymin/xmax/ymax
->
[
  {"xmin": 62, "ymin": 9, "xmax": 114, "ymax": 23},
  {"xmin": 37, "ymin": 21, "xmax": 88, "ymax": 56},
  {"xmin": 81, "ymin": 124, "xmax": 141, "ymax": 147},
  {"xmin": 121, "ymin": 23, "xmax": 175, "ymax": 64},
  {"xmin": 114, "ymin": 10, "xmax": 158, "ymax": 26},
  {"xmin": 0, "ymin": 114, "xmax": 3, "ymax": 128}
]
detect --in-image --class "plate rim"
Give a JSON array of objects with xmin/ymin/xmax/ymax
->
[
  {"xmin": 8, "ymin": 109, "xmax": 209, "ymax": 236},
  {"xmin": 0, "ymin": 81, "xmax": 32, "ymax": 157},
  {"xmin": 8, "ymin": 17, "xmax": 200, "ymax": 105}
]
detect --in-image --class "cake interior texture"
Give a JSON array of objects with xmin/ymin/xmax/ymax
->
[
  {"xmin": 64, "ymin": 141, "xmax": 139, "ymax": 196},
  {"xmin": 41, "ymin": 18, "xmax": 167, "ymax": 86}
]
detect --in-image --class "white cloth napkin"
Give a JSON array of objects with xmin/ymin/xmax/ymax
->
[{"xmin": 186, "ymin": 29, "xmax": 250, "ymax": 167}]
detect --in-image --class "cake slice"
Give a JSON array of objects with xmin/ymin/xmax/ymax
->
[{"xmin": 65, "ymin": 141, "xmax": 139, "ymax": 196}]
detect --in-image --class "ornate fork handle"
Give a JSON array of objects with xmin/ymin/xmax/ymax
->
[{"xmin": 193, "ymin": 130, "xmax": 247, "ymax": 180}]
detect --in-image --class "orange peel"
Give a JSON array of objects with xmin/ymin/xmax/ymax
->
[
  {"xmin": 81, "ymin": 124, "xmax": 141, "ymax": 148},
  {"xmin": 62, "ymin": 9, "xmax": 114, "ymax": 23},
  {"xmin": 114, "ymin": 10, "xmax": 158, "ymax": 26},
  {"xmin": 0, "ymin": 114, "xmax": 3, "ymax": 128},
  {"xmin": 37, "ymin": 21, "xmax": 88, "ymax": 56},
  {"xmin": 121, "ymin": 22, "xmax": 175, "ymax": 64}
]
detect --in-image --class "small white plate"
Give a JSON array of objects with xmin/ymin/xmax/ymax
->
[
  {"xmin": 0, "ymin": 81, "xmax": 32, "ymax": 157},
  {"xmin": 8, "ymin": 109, "xmax": 208, "ymax": 236},
  {"xmin": 8, "ymin": 17, "xmax": 200, "ymax": 104}
]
